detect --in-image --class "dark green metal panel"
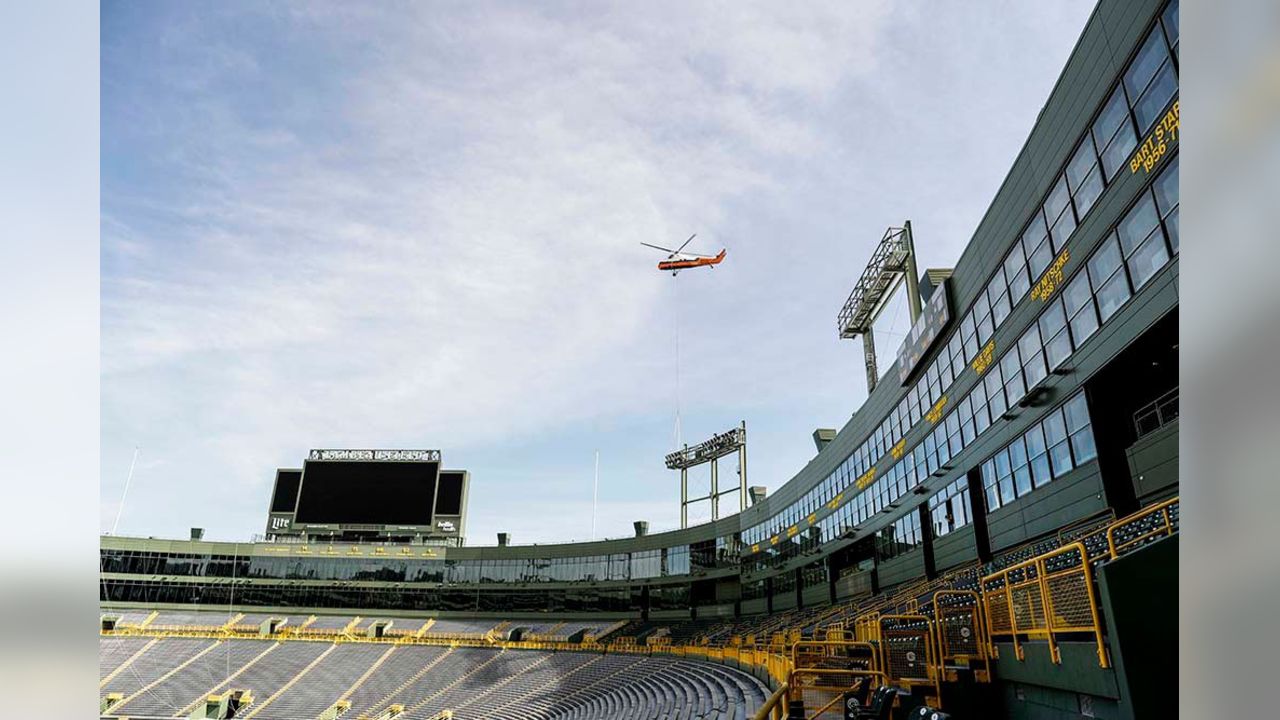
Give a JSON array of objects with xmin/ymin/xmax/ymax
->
[
  {"xmin": 1097, "ymin": 535, "xmax": 1178, "ymax": 720},
  {"xmin": 1000, "ymin": 682, "xmax": 1122, "ymax": 720},
  {"xmin": 876, "ymin": 551, "xmax": 927, "ymax": 589},
  {"xmin": 1125, "ymin": 421, "xmax": 1179, "ymax": 501},
  {"xmin": 932, "ymin": 525, "xmax": 979, "ymax": 572},
  {"xmin": 993, "ymin": 641, "xmax": 1119, "ymax": 698}
]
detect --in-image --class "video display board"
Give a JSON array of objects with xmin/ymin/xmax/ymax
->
[
  {"xmin": 434, "ymin": 471, "xmax": 465, "ymax": 516},
  {"xmin": 896, "ymin": 278, "xmax": 952, "ymax": 384},
  {"xmin": 269, "ymin": 469, "xmax": 302, "ymax": 513},
  {"xmin": 294, "ymin": 460, "xmax": 439, "ymax": 525}
]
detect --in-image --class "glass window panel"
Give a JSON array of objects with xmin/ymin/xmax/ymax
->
[
  {"xmin": 1163, "ymin": 0, "xmax": 1179, "ymax": 53},
  {"xmin": 1087, "ymin": 235, "xmax": 1124, "ymax": 287},
  {"xmin": 1066, "ymin": 136, "xmax": 1098, "ymax": 192},
  {"xmin": 1154, "ymin": 156, "xmax": 1179, "ymax": 214},
  {"xmin": 1039, "ymin": 298, "xmax": 1067, "ymax": 337},
  {"xmin": 1096, "ymin": 271, "xmax": 1132, "ymax": 322},
  {"xmin": 1069, "ymin": 302, "xmax": 1100, "ymax": 346},
  {"xmin": 1044, "ymin": 409, "xmax": 1068, "ymax": 446},
  {"xmin": 977, "ymin": 314, "xmax": 994, "ymax": 345},
  {"xmin": 1164, "ymin": 207, "xmax": 1179, "ymax": 253},
  {"xmin": 1074, "ymin": 166, "xmax": 1104, "ymax": 218},
  {"xmin": 1049, "ymin": 441, "xmax": 1074, "ymax": 478},
  {"xmin": 1001, "ymin": 349, "xmax": 1022, "ymax": 381},
  {"xmin": 1045, "ymin": 327, "xmax": 1072, "ymax": 370},
  {"xmin": 973, "ymin": 391, "xmax": 992, "ymax": 436},
  {"xmin": 1155, "ymin": 157, "xmax": 1180, "ymax": 253},
  {"xmin": 1063, "ymin": 271, "xmax": 1093, "ymax": 315},
  {"xmin": 1017, "ymin": 324, "xmax": 1041, "ymax": 362},
  {"xmin": 1071, "ymin": 428, "xmax": 1098, "ymax": 464},
  {"xmin": 1021, "ymin": 336, "xmax": 1048, "ymax": 389},
  {"xmin": 1030, "ymin": 453, "xmax": 1053, "ymax": 488},
  {"xmin": 1050, "ymin": 205, "xmax": 1077, "ymax": 251},
  {"xmin": 1133, "ymin": 61, "xmax": 1177, "ymax": 132},
  {"xmin": 996, "ymin": 458, "xmax": 1015, "ymax": 505},
  {"xmin": 960, "ymin": 397, "xmax": 976, "ymax": 445},
  {"xmin": 961, "ymin": 313, "xmax": 978, "ymax": 360},
  {"xmin": 994, "ymin": 449, "xmax": 1011, "ymax": 478},
  {"xmin": 1127, "ymin": 232, "xmax": 1171, "ymax": 290},
  {"xmin": 1004, "ymin": 245, "xmax": 1030, "ymax": 303},
  {"xmin": 989, "ymin": 273, "xmax": 1011, "ymax": 327},
  {"xmin": 1125, "ymin": 28, "xmax": 1171, "ymax": 102},
  {"xmin": 985, "ymin": 370, "xmax": 1006, "ymax": 418},
  {"xmin": 1008, "ymin": 435, "xmax": 1027, "ymax": 467},
  {"xmin": 1022, "ymin": 211, "xmax": 1048, "ymax": 248},
  {"xmin": 1100, "ymin": 121, "xmax": 1138, "ymax": 180},
  {"xmin": 1064, "ymin": 392, "xmax": 1090, "ymax": 432},
  {"xmin": 973, "ymin": 287, "xmax": 991, "ymax": 321},
  {"xmin": 1119, "ymin": 194, "xmax": 1161, "ymax": 256},
  {"xmin": 1014, "ymin": 464, "xmax": 1033, "ymax": 497},
  {"xmin": 1024, "ymin": 422, "xmax": 1046, "ymax": 460},
  {"xmin": 998, "ymin": 476, "xmax": 1015, "ymax": 506},
  {"xmin": 1045, "ymin": 175, "xmax": 1072, "ymax": 225},
  {"xmin": 1093, "ymin": 86, "xmax": 1130, "ymax": 148},
  {"xmin": 1025, "ymin": 239, "xmax": 1052, "ymax": 281}
]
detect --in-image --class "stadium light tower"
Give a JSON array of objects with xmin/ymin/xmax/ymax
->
[
  {"xmin": 837, "ymin": 221, "xmax": 923, "ymax": 392},
  {"xmin": 664, "ymin": 422, "xmax": 747, "ymax": 528}
]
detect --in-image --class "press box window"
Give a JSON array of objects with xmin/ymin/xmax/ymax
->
[
  {"xmin": 1118, "ymin": 193, "xmax": 1168, "ymax": 291},
  {"xmin": 1087, "ymin": 234, "xmax": 1130, "ymax": 323}
]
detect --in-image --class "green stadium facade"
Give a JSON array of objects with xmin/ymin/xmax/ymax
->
[{"xmin": 101, "ymin": 1, "xmax": 1180, "ymax": 718}]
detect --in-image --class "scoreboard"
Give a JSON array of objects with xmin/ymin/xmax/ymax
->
[
  {"xmin": 265, "ymin": 449, "xmax": 469, "ymax": 544},
  {"xmin": 895, "ymin": 278, "xmax": 952, "ymax": 385}
]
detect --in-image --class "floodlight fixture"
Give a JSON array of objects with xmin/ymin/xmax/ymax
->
[
  {"xmin": 666, "ymin": 422, "xmax": 748, "ymax": 528},
  {"xmin": 837, "ymin": 221, "xmax": 923, "ymax": 392}
]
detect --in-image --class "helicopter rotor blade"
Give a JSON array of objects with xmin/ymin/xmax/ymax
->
[
  {"xmin": 640, "ymin": 242, "xmax": 677, "ymax": 255},
  {"xmin": 673, "ymin": 233, "xmax": 697, "ymax": 255}
]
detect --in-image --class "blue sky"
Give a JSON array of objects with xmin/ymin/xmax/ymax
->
[{"xmin": 101, "ymin": 0, "xmax": 1094, "ymax": 544}]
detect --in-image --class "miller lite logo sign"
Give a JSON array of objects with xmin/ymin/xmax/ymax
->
[
  {"xmin": 270, "ymin": 516, "xmax": 290, "ymax": 530},
  {"xmin": 436, "ymin": 520, "xmax": 456, "ymax": 532}
]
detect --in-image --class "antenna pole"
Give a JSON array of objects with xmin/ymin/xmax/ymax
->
[
  {"xmin": 591, "ymin": 450, "xmax": 600, "ymax": 541},
  {"xmin": 111, "ymin": 446, "xmax": 139, "ymax": 536}
]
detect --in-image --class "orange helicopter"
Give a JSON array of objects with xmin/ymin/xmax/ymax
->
[{"xmin": 641, "ymin": 234, "xmax": 727, "ymax": 275}]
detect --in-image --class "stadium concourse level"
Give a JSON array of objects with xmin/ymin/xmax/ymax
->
[{"xmin": 100, "ymin": 497, "xmax": 1178, "ymax": 720}]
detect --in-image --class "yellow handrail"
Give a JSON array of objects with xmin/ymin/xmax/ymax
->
[
  {"xmin": 751, "ymin": 682, "xmax": 788, "ymax": 720},
  {"xmin": 1106, "ymin": 497, "xmax": 1179, "ymax": 559},
  {"xmin": 982, "ymin": 541, "xmax": 1108, "ymax": 668}
]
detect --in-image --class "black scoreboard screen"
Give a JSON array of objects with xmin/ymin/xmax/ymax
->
[
  {"xmin": 294, "ymin": 460, "xmax": 439, "ymax": 525},
  {"xmin": 435, "ymin": 471, "xmax": 465, "ymax": 516},
  {"xmin": 270, "ymin": 470, "xmax": 302, "ymax": 513},
  {"xmin": 896, "ymin": 279, "xmax": 952, "ymax": 384}
]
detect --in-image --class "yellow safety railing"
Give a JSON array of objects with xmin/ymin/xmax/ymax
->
[
  {"xmin": 752, "ymin": 682, "xmax": 789, "ymax": 720},
  {"xmin": 982, "ymin": 541, "xmax": 1108, "ymax": 668},
  {"xmin": 1107, "ymin": 497, "xmax": 1179, "ymax": 559},
  {"xmin": 789, "ymin": 639, "xmax": 880, "ymax": 674},
  {"xmin": 933, "ymin": 590, "xmax": 990, "ymax": 681},
  {"xmin": 851, "ymin": 611, "xmax": 880, "ymax": 643},
  {"xmin": 877, "ymin": 614, "xmax": 942, "ymax": 704},
  {"xmin": 788, "ymin": 669, "xmax": 888, "ymax": 719}
]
